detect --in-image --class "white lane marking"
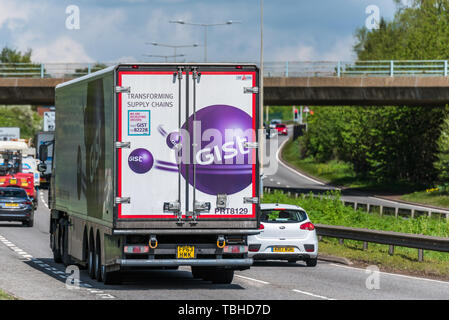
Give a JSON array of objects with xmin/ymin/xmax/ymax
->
[
  {"xmin": 235, "ymin": 275, "xmax": 270, "ymax": 285},
  {"xmin": 292, "ymin": 289, "xmax": 335, "ymax": 300},
  {"xmin": 275, "ymin": 139, "xmax": 326, "ymax": 186},
  {"xmin": 0, "ymin": 233, "xmax": 117, "ymax": 299},
  {"xmin": 276, "ymin": 182, "xmax": 281, "ymax": 185},
  {"xmin": 329, "ymin": 263, "xmax": 449, "ymax": 286}
]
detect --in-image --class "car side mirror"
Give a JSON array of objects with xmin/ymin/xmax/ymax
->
[{"xmin": 39, "ymin": 145, "xmax": 48, "ymax": 162}]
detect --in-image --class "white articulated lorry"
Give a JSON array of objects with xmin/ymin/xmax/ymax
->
[{"xmin": 41, "ymin": 64, "xmax": 261, "ymax": 284}]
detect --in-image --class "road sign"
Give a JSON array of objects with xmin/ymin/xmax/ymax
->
[
  {"xmin": 43, "ymin": 111, "xmax": 55, "ymax": 131},
  {"xmin": 303, "ymin": 106, "xmax": 310, "ymax": 113},
  {"xmin": 0, "ymin": 127, "xmax": 20, "ymax": 141}
]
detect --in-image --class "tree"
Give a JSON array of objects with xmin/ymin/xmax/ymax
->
[{"xmin": 0, "ymin": 47, "xmax": 32, "ymax": 63}]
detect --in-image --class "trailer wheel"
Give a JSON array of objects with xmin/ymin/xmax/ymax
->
[
  {"xmin": 62, "ymin": 222, "xmax": 72, "ymax": 266},
  {"xmin": 52, "ymin": 220, "xmax": 62, "ymax": 263},
  {"xmin": 87, "ymin": 234, "xmax": 96, "ymax": 279},
  {"xmin": 210, "ymin": 269, "xmax": 234, "ymax": 284},
  {"xmin": 95, "ymin": 234, "xmax": 102, "ymax": 282},
  {"xmin": 191, "ymin": 267, "xmax": 205, "ymax": 279},
  {"xmin": 102, "ymin": 267, "xmax": 121, "ymax": 285}
]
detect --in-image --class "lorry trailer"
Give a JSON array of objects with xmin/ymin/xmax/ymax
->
[{"xmin": 43, "ymin": 63, "xmax": 261, "ymax": 284}]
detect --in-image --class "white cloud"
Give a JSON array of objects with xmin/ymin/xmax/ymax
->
[
  {"xmin": 31, "ymin": 36, "xmax": 93, "ymax": 63},
  {"xmin": 0, "ymin": 0, "xmax": 34, "ymax": 31}
]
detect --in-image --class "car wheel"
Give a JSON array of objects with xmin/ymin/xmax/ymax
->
[{"xmin": 305, "ymin": 257, "xmax": 318, "ymax": 267}]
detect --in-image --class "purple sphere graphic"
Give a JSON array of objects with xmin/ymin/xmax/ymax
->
[
  {"xmin": 128, "ymin": 148, "xmax": 154, "ymax": 174},
  {"xmin": 180, "ymin": 105, "xmax": 253, "ymax": 195},
  {"xmin": 166, "ymin": 132, "xmax": 182, "ymax": 149}
]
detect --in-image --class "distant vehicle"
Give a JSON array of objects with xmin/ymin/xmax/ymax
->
[
  {"xmin": 0, "ymin": 141, "xmax": 37, "ymax": 208},
  {"xmin": 35, "ymin": 131, "xmax": 54, "ymax": 188},
  {"xmin": 0, "ymin": 187, "xmax": 34, "ymax": 227},
  {"xmin": 269, "ymin": 119, "xmax": 282, "ymax": 129},
  {"xmin": 248, "ymin": 203, "xmax": 318, "ymax": 266},
  {"xmin": 275, "ymin": 124, "xmax": 288, "ymax": 136}
]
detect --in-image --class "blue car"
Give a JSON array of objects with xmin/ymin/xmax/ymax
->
[{"xmin": 0, "ymin": 187, "xmax": 34, "ymax": 227}]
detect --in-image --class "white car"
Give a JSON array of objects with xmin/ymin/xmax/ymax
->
[{"xmin": 248, "ymin": 203, "xmax": 318, "ymax": 266}]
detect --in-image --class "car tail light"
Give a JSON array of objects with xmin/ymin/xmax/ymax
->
[
  {"xmin": 124, "ymin": 245, "xmax": 149, "ymax": 254},
  {"xmin": 25, "ymin": 201, "xmax": 32, "ymax": 205},
  {"xmin": 248, "ymin": 244, "xmax": 261, "ymax": 252},
  {"xmin": 304, "ymin": 244, "xmax": 315, "ymax": 252},
  {"xmin": 259, "ymin": 223, "xmax": 264, "ymax": 230},
  {"xmin": 300, "ymin": 222, "xmax": 315, "ymax": 231}
]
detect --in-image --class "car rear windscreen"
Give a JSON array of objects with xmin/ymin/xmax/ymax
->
[
  {"xmin": 0, "ymin": 189, "xmax": 27, "ymax": 198},
  {"xmin": 261, "ymin": 209, "xmax": 307, "ymax": 223}
]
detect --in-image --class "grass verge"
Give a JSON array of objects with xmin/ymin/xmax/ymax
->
[
  {"xmin": 401, "ymin": 191, "xmax": 449, "ymax": 209},
  {"xmin": 319, "ymin": 238, "xmax": 449, "ymax": 279},
  {"xmin": 262, "ymin": 191, "xmax": 449, "ymax": 278},
  {"xmin": 0, "ymin": 289, "xmax": 16, "ymax": 300}
]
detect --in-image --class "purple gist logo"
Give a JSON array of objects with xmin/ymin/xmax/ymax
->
[
  {"xmin": 128, "ymin": 148, "xmax": 154, "ymax": 174},
  {"xmin": 180, "ymin": 105, "xmax": 253, "ymax": 195}
]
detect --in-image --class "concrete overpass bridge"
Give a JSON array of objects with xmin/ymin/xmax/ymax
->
[{"xmin": 2, "ymin": 60, "xmax": 449, "ymax": 106}]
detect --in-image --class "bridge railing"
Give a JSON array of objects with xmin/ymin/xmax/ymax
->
[{"xmin": 1, "ymin": 60, "xmax": 449, "ymax": 78}]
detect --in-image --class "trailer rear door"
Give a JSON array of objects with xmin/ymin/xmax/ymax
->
[{"xmin": 116, "ymin": 65, "xmax": 259, "ymax": 227}]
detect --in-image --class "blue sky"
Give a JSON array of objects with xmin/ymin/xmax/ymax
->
[{"xmin": 0, "ymin": 0, "xmax": 399, "ymax": 63}]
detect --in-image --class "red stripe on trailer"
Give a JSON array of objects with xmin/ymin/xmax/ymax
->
[{"xmin": 117, "ymin": 70, "xmax": 257, "ymax": 219}]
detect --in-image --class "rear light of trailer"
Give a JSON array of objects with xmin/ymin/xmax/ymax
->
[
  {"xmin": 223, "ymin": 245, "xmax": 248, "ymax": 253},
  {"xmin": 300, "ymin": 222, "xmax": 315, "ymax": 231},
  {"xmin": 124, "ymin": 245, "xmax": 149, "ymax": 254},
  {"xmin": 259, "ymin": 223, "xmax": 264, "ymax": 230}
]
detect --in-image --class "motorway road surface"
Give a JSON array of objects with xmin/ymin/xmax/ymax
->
[
  {"xmin": 0, "ymin": 190, "xmax": 448, "ymax": 300},
  {"xmin": 262, "ymin": 127, "xmax": 449, "ymax": 215}
]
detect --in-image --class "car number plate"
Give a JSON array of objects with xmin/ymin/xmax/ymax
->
[
  {"xmin": 177, "ymin": 246, "xmax": 195, "ymax": 259},
  {"xmin": 4, "ymin": 203, "xmax": 18, "ymax": 207},
  {"xmin": 272, "ymin": 247, "xmax": 294, "ymax": 253},
  {"xmin": 10, "ymin": 179, "xmax": 17, "ymax": 184}
]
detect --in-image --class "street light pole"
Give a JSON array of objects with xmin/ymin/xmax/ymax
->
[
  {"xmin": 169, "ymin": 20, "xmax": 240, "ymax": 62},
  {"xmin": 260, "ymin": 0, "xmax": 264, "ymax": 177},
  {"xmin": 143, "ymin": 54, "xmax": 186, "ymax": 62},
  {"xmin": 146, "ymin": 42, "xmax": 198, "ymax": 62}
]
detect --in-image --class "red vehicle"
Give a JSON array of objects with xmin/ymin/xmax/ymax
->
[
  {"xmin": 0, "ymin": 150, "xmax": 36, "ymax": 208},
  {"xmin": 275, "ymin": 123, "xmax": 288, "ymax": 135}
]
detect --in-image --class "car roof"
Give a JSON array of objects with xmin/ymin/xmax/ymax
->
[{"xmin": 260, "ymin": 203, "xmax": 307, "ymax": 212}]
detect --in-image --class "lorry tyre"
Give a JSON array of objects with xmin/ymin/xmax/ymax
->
[
  {"xmin": 52, "ymin": 221, "xmax": 62, "ymax": 263},
  {"xmin": 87, "ymin": 237, "xmax": 96, "ymax": 279},
  {"xmin": 211, "ymin": 269, "xmax": 234, "ymax": 284},
  {"xmin": 305, "ymin": 257, "xmax": 318, "ymax": 267},
  {"xmin": 62, "ymin": 223, "xmax": 72, "ymax": 266},
  {"xmin": 191, "ymin": 267, "xmax": 205, "ymax": 279},
  {"xmin": 95, "ymin": 235, "xmax": 102, "ymax": 282},
  {"xmin": 102, "ymin": 267, "xmax": 122, "ymax": 285}
]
